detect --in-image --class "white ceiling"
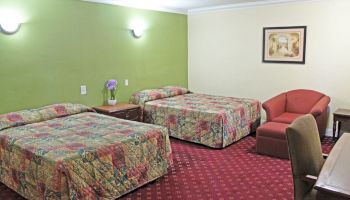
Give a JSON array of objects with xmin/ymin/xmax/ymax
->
[{"xmin": 83, "ymin": 0, "xmax": 311, "ymax": 14}]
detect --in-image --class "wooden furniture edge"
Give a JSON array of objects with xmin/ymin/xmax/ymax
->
[
  {"xmin": 93, "ymin": 103, "xmax": 140, "ymax": 113},
  {"xmin": 314, "ymin": 134, "xmax": 350, "ymax": 198}
]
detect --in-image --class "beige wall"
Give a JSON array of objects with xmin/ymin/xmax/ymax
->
[{"xmin": 188, "ymin": 0, "xmax": 350, "ymax": 127}]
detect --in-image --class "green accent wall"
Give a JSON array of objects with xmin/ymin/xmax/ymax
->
[{"xmin": 0, "ymin": 0, "xmax": 188, "ymax": 114}]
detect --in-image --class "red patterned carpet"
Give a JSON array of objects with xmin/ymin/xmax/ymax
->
[{"xmin": 0, "ymin": 136, "xmax": 334, "ymax": 200}]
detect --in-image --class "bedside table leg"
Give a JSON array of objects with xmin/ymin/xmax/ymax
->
[
  {"xmin": 338, "ymin": 121, "xmax": 342, "ymax": 139},
  {"xmin": 333, "ymin": 119, "xmax": 336, "ymax": 140}
]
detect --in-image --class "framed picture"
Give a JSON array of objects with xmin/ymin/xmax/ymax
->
[{"xmin": 262, "ymin": 26, "xmax": 307, "ymax": 64}]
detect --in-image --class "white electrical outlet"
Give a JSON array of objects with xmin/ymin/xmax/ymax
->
[
  {"xmin": 125, "ymin": 79, "xmax": 129, "ymax": 86},
  {"xmin": 80, "ymin": 85, "xmax": 87, "ymax": 95}
]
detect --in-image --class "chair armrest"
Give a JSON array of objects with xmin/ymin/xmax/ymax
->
[
  {"xmin": 301, "ymin": 175, "xmax": 318, "ymax": 184},
  {"xmin": 309, "ymin": 96, "xmax": 331, "ymax": 117},
  {"xmin": 262, "ymin": 93, "xmax": 287, "ymax": 121},
  {"xmin": 322, "ymin": 153, "xmax": 329, "ymax": 159}
]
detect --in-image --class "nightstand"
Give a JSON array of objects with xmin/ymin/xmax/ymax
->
[
  {"xmin": 93, "ymin": 103, "xmax": 141, "ymax": 122},
  {"xmin": 333, "ymin": 108, "xmax": 350, "ymax": 140}
]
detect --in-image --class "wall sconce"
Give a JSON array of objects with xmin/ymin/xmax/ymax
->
[
  {"xmin": 132, "ymin": 27, "xmax": 144, "ymax": 38},
  {"xmin": 0, "ymin": 10, "xmax": 23, "ymax": 35},
  {"xmin": 0, "ymin": 21, "xmax": 21, "ymax": 34},
  {"xmin": 130, "ymin": 19, "xmax": 146, "ymax": 39}
]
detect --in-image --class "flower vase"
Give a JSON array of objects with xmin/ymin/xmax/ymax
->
[{"xmin": 108, "ymin": 99, "xmax": 117, "ymax": 106}]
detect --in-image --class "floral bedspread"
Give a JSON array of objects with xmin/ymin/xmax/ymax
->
[
  {"xmin": 0, "ymin": 104, "xmax": 172, "ymax": 199},
  {"xmin": 131, "ymin": 88, "xmax": 261, "ymax": 148},
  {"xmin": 129, "ymin": 86, "xmax": 189, "ymax": 121}
]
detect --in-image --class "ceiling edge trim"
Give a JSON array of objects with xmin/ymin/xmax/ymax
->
[
  {"xmin": 188, "ymin": 0, "xmax": 320, "ymax": 14},
  {"xmin": 82, "ymin": 0, "xmax": 187, "ymax": 14}
]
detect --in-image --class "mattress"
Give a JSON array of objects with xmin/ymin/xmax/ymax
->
[{"xmin": 0, "ymin": 103, "xmax": 172, "ymax": 199}]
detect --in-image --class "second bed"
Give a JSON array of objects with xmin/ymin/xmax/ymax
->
[{"xmin": 130, "ymin": 86, "xmax": 261, "ymax": 148}]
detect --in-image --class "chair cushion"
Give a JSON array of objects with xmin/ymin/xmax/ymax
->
[
  {"xmin": 272, "ymin": 112, "xmax": 304, "ymax": 124},
  {"xmin": 257, "ymin": 122, "xmax": 289, "ymax": 140},
  {"xmin": 286, "ymin": 89, "xmax": 324, "ymax": 114}
]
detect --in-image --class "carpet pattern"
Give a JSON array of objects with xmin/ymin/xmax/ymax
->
[{"xmin": 0, "ymin": 136, "xmax": 334, "ymax": 200}]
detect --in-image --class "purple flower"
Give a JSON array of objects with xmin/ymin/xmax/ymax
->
[
  {"xmin": 106, "ymin": 79, "xmax": 118, "ymax": 100},
  {"xmin": 106, "ymin": 79, "xmax": 117, "ymax": 91}
]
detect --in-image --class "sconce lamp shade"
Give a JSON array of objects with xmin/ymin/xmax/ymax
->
[
  {"xmin": 0, "ymin": 21, "xmax": 21, "ymax": 34},
  {"xmin": 132, "ymin": 27, "xmax": 144, "ymax": 38}
]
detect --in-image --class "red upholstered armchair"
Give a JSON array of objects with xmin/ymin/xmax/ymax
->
[{"xmin": 263, "ymin": 89, "xmax": 330, "ymax": 138}]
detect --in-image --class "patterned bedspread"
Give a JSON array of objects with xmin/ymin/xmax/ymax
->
[
  {"xmin": 0, "ymin": 104, "xmax": 172, "ymax": 199},
  {"xmin": 130, "ymin": 87, "xmax": 261, "ymax": 148}
]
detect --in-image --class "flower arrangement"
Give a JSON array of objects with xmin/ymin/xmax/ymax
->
[{"xmin": 106, "ymin": 79, "xmax": 118, "ymax": 105}]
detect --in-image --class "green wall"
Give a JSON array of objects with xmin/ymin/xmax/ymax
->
[{"xmin": 0, "ymin": 0, "xmax": 188, "ymax": 114}]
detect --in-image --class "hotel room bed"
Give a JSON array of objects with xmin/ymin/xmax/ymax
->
[
  {"xmin": 130, "ymin": 86, "xmax": 261, "ymax": 148},
  {"xmin": 0, "ymin": 103, "xmax": 172, "ymax": 200}
]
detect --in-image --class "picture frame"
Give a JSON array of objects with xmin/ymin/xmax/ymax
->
[{"xmin": 262, "ymin": 26, "xmax": 307, "ymax": 64}]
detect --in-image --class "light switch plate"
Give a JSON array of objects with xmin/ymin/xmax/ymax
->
[{"xmin": 80, "ymin": 85, "xmax": 87, "ymax": 95}]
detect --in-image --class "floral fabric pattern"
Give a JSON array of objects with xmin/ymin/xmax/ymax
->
[
  {"xmin": 134, "ymin": 92, "xmax": 261, "ymax": 148},
  {"xmin": 129, "ymin": 86, "xmax": 189, "ymax": 108},
  {"xmin": 0, "ymin": 110, "xmax": 172, "ymax": 199},
  {"xmin": 130, "ymin": 86, "xmax": 189, "ymax": 121},
  {"xmin": 0, "ymin": 103, "xmax": 93, "ymax": 131}
]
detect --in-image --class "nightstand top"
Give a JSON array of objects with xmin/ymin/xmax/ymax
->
[
  {"xmin": 334, "ymin": 108, "xmax": 350, "ymax": 117},
  {"xmin": 93, "ymin": 103, "xmax": 140, "ymax": 113}
]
